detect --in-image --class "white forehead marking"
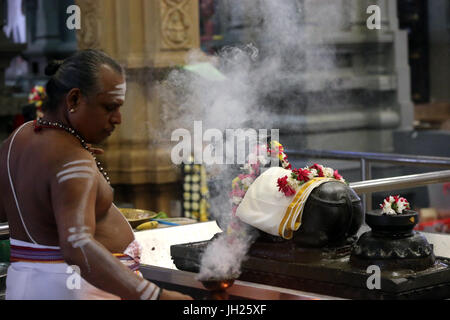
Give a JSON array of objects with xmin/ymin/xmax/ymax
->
[
  {"xmin": 63, "ymin": 160, "xmax": 93, "ymax": 167},
  {"xmin": 108, "ymin": 82, "xmax": 126, "ymax": 101}
]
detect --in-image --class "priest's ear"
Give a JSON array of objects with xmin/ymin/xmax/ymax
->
[{"xmin": 65, "ymin": 88, "xmax": 83, "ymax": 113}]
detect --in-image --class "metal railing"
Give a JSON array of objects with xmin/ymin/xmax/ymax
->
[
  {"xmin": 350, "ymin": 170, "xmax": 450, "ymax": 194},
  {"xmin": 0, "ymin": 223, "xmax": 8, "ymax": 238},
  {"xmin": 286, "ymin": 149, "xmax": 450, "ymax": 211}
]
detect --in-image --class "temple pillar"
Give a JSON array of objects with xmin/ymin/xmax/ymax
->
[{"xmin": 76, "ymin": 0, "xmax": 200, "ymax": 215}]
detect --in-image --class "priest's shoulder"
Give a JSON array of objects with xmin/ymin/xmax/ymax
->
[{"xmin": 42, "ymin": 139, "xmax": 95, "ymax": 174}]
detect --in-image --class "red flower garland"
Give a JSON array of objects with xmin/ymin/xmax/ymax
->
[
  {"xmin": 309, "ymin": 163, "xmax": 324, "ymax": 177},
  {"xmin": 292, "ymin": 168, "xmax": 311, "ymax": 183},
  {"xmin": 333, "ymin": 170, "xmax": 343, "ymax": 180},
  {"xmin": 277, "ymin": 176, "xmax": 296, "ymax": 196}
]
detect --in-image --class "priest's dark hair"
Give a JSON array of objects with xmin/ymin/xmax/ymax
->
[{"xmin": 43, "ymin": 49, "xmax": 124, "ymax": 113}]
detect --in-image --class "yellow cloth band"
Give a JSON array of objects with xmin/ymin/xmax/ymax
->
[{"xmin": 279, "ymin": 177, "xmax": 338, "ymax": 239}]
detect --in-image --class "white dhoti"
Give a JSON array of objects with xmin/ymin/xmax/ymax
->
[{"xmin": 6, "ymin": 238, "xmax": 142, "ymax": 300}]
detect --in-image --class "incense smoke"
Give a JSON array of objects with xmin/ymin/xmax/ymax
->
[
  {"xmin": 154, "ymin": 0, "xmax": 340, "ymax": 280},
  {"xmin": 197, "ymin": 225, "xmax": 259, "ymax": 281}
]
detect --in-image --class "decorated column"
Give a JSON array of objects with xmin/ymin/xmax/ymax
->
[{"xmin": 76, "ymin": 0, "xmax": 200, "ymax": 215}]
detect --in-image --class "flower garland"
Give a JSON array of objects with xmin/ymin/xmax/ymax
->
[
  {"xmin": 28, "ymin": 85, "xmax": 47, "ymax": 119},
  {"xmin": 228, "ymin": 141, "xmax": 346, "ymax": 236},
  {"xmin": 380, "ymin": 195, "xmax": 411, "ymax": 215},
  {"xmin": 230, "ymin": 140, "xmax": 287, "ymax": 215},
  {"xmin": 277, "ymin": 163, "xmax": 346, "ymax": 197},
  {"xmin": 227, "ymin": 141, "xmax": 284, "ymax": 237},
  {"xmin": 231, "ymin": 141, "xmax": 347, "ymax": 201},
  {"xmin": 267, "ymin": 141, "xmax": 291, "ymax": 170}
]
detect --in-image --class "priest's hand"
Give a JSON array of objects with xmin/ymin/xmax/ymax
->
[{"xmin": 86, "ymin": 143, "xmax": 104, "ymax": 155}]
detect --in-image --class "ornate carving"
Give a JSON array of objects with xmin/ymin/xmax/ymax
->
[
  {"xmin": 165, "ymin": 0, "xmax": 187, "ymax": 5},
  {"xmin": 75, "ymin": 0, "xmax": 101, "ymax": 50},
  {"xmin": 161, "ymin": 0, "xmax": 191, "ymax": 49}
]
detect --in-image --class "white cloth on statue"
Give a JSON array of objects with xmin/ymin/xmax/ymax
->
[
  {"xmin": 236, "ymin": 167, "xmax": 337, "ymax": 239},
  {"xmin": 236, "ymin": 167, "xmax": 294, "ymax": 237}
]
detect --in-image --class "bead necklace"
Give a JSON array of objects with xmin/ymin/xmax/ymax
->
[{"xmin": 34, "ymin": 119, "xmax": 111, "ymax": 184}]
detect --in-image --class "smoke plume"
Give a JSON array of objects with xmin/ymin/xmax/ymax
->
[{"xmin": 155, "ymin": 0, "xmax": 340, "ymax": 280}]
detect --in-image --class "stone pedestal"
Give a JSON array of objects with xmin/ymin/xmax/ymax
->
[{"xmin": 76, "ymin": 0, "xmax": 200, "ymax": 215}]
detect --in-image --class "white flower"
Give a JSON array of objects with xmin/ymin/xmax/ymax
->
[
  {"xmin": 241, "ymin": 163, "xmax": 256, "ymax": 175},
  {"xmin": 232, "ymin": 197, "xmax": 243, "ymax": 205},
  {"xmin": 310, "ymin": 168, "xmax": 318, "ymax": 177},
  {"xmin": 241, "ymin": 177, "xmax": 254, "ymax": 188},
  {"xmin": 323, "ymin": 167, "xmax": 334, "ymax": 178},
  {"xmin": 381, "ymin": 200, "xmax": 396, "ymax": 215},
  {"xmin": 282, "ymin": 161, "xmax": 290, "ymax": 169},
  {"xmin": 396, "ymin": 200, "xmax": 408, "ymax": 213},
  {"xmin": 380, "ymin": 195, "xmax": 410, "ymax": 215},
  {"xmin": 287, "ymin": 176, "xmax": 300, "ymax": 191},
  {"xmin": 395, "ymin": 197, "xmax": 410, "ymax": 213}
]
